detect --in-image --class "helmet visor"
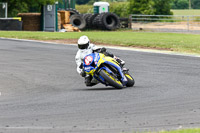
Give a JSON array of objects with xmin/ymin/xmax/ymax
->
[{"xmin": 78, "ymin": 43, "xmax": 89, "ymax": 49}]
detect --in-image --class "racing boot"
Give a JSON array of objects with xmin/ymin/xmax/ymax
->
[
  {"xmin": 122, "ymin": 67, "xmax": 129, "ymax": 74},
  {"xmin": 85, "ymin": 75, "xmax": 96, "ymax": 87}
]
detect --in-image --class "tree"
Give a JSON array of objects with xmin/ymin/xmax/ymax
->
[
  {"xmin": 76, "ymin": 0, "xmax": 90, "ymax": 5},
  {"xmin": 128, "ymin": 0, "xmax": 155, "ymax": 15},
  {"xmin": 192, "ymin": 0, "xmax": 200, "ymax": 9},
  {"xmin": 110, "ymin": 2, "xmax": 129, "ymax": 17},
  {"xmin": 153, "ymin": 0, "xmax": 173, "ymax": 15},
  {"xmin": 171, "ymin": 0, "xmax": 188, "ymax": 9},
  {"xmin": 170, "ymin": 0, "xmax": 200, "ymax": 9},
  {"xmin": 128, "ymin": 0, "xmax": 172, "ymax": 15},
  {"xmin": 35, "ymin": 0, "xmax": 59, "ymax": 5},
  {"xmin": 0, "ymin": 0, "xmax": 60, "ymax": 17},
  {"xmin": 0, "ymin": 0, "xmax": 29, "ymax": 17},
  {"xmin": 177, "ymin": 0, "xmax": 188, "ymax": 9}
]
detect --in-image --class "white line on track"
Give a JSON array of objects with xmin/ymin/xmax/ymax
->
[{"xmin": 1, "ymin": 37, "xmax": 200, "ymax": 58}]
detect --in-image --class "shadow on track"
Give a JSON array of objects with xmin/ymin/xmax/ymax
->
[
  {"xmin": 75, "ymin": 87, "xmax": 123, "ymax": 91},
  {"xmin": 75, "ymin": 86, "xmax": 137, "ymax": 91}
]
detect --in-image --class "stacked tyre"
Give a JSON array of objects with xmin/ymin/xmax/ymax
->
[
  {"xmin": 63, "ymin": 8, "xmax": 86, "ymax": 30},
  {"xmin": 68, "ymin": 9, "xmax": 120, "ymax": 31},
  {"xmin": 86, "ymin": 14, "xmax": 98, "ymax": 29},
  {"xmin": 70, "ymin": 15, "xmax": 86, "ymax": 30},
  {"xmin": 92, "ymin": 12, "xmax": 120, "ymax": 30}
]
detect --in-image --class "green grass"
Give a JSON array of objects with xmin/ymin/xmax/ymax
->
[
  {"xmin": 158, "ymin": 128, "xmax": 200, "ymax": 133},
  {"xmin": 1, "ymin": 31, "xmax": 200, "ymax": 54},
  {"xmin": 172, "ymin": 9, "xmax": 200, "ymax": 15}
]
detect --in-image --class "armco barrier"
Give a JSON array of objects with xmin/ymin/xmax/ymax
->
[{"xmin": 0, "ymin": 18, "xmax": 22, "ymax": 31}]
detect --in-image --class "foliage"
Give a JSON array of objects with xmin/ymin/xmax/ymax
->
[
  {"xmin": 153, "ymin": 0, "xmax": 173, "ymax": 15},
  {"xmin": 76, "ymin": 4, "xmax": 93, "ymax": 13},
  {"xmin": 76, "ymin": 0, "xmax": 90, "ymax": 5},
  {"xmin": 76, "ymin": 2, "xmax": 130, "ymax": 17},
  {"xmin": 128, "ymin": 0, "xmax": 155, "ymax": 15},
  {"xmin": 192, "ymin": 0, "xmax": 200, "ymax": 9},
  {"xmin": 0, "ymin": 0, "xmax": 60, "ymax": 17},
  {"xmin": 171, "ymin": 0, "xmax": 189, "ymax": 9},
  {"xmin": 110, "ymin": 2, "xmax": 129, "ymax": 17},
  {"xmin": 128, "ymin": 0, "xmax": 172, "ymax": 15},
  {"xmin": 0, "ymin": 0, "xmax": 28, "ymax": 17},
  {"xmin": 171, "ymin": 0, "xmax": 200, "ymax": 9}
]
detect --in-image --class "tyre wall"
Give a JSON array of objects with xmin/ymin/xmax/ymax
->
[{"xmin": 0, "ymin": 19, "xmax": 22, "ymax": 31}]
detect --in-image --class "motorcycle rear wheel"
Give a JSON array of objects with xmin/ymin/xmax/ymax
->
[{"xmin": 99, "ymin": 69, "xmax": 123, "ymax": 89}]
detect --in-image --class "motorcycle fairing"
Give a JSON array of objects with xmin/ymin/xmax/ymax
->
[{"xmin": 83, "ymin": 53, "xmax": 127, "ymax": 86}]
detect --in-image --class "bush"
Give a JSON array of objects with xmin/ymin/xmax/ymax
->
[
  {"xmin": 76, "ymin": 2, "xmax": 129, "ymax": 18},
  {"xmin": 192, "ymin": 0, "xmax": 200, "ymax": 9},
  {"xmin": 76, "ymin": 5, "xmax": 93, "ymax": 14},
  {"xmin": 171, "ymin": 0, "xmax": 189, "ymax": 9},
  {"xmin": 110, "ymin": 2, "xmax": 129, "ymax": 17},
  {"xmin": 153, "ymin": 0, "xmax": 173, "ymax": 15},
  {"xmin": 129, "ymin": 0, "xmax": 155, "ymax": 15}
]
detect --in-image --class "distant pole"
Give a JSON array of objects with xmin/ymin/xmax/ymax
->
[
  {"xmin": 189, "ymin": 0, "xmax": 192, "ymax": 9},
  {"xmin": 5, "ymin": 3, "xmax": 7, "ymax": 18}
]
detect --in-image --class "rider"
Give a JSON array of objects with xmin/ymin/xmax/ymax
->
[{"xmin": 75, "ymin": 35, "xmax": 125, "ymax": 86}]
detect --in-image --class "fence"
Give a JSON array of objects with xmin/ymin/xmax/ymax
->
[
  {"xmin": 130, "ymin": 14, "xmax": 200, "ymax": 33},
  {"xmin": 0, "ymin": 2, "xmax": 7, "ymax": 18}
]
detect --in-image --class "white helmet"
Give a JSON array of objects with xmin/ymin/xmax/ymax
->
[{"xmin": 78, "ymin": 35, "xmax": 90, "ymax": 49}]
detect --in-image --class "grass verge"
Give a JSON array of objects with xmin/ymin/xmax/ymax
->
[
  {"xmin": 0, "ymin": 31, "xmax": 200, "ymax": 54},
  {"xmin": 172, "ymin": 9, "xmax": 200, "ymax": 15},
  {"xmin": 158, "ymin": 128, "xmax": 200, "ymax": 133}
]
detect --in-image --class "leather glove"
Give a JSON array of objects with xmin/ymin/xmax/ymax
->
[
  {"xmin": 100, "ymin": 47, "xmax": 106, "ymax": 53},
  {"xmin": 79, "ymin": 63, "xmax": 83, "ymax": 69}
]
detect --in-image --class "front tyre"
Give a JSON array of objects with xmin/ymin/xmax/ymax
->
[
  {"xmin": 99, "ymin": 69, "xmax": 123, "ymax": 89},
  {"xmin": 125, "ymin": 73, "xmax": 135, "ymax": 87}
]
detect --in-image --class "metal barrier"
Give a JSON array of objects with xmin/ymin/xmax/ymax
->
[
  {"xmin": 0, "ymin": 2, "xmax": 7, "ymax": 18},
  {"xmin": 130, "ymin": 14, "xmax": 200, "ymax": 32}
]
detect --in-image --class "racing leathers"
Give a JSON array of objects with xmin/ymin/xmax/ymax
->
[{"xmin": 75, "ymin": 43, "xmax": 99, "ymax": 75}]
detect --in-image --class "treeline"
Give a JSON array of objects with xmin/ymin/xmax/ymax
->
[
  {"xmin": 171, "ymin": 0, "xmax": 200, "ymax": 9},
  {"xmin": 129, "ymin": 0, "xmax": 172, "ymax": 15},
  {"xmin": 78, "ymin": 0, "xmax": 172, "ymax": 16},
  {"xmin": 3, "ymin": 0, "xmax": 199, "ymax": 18},
  {"xmin": 77, "ymin": 0, "xmax": 200, "ymax": 10}
]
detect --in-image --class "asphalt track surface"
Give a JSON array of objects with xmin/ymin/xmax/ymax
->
[{"xmin": 0, "ymin": 38, "xmax": 200, "ymax": 133}]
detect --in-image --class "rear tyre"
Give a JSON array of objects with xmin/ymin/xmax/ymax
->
[{"xmin": 99, "ymin": 69, "xmax": 123, "ymax": 89}]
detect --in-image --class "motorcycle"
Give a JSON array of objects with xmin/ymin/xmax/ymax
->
[{"xmin": 83, "ymin": 53, "xmax": 135, "ymax": 89}]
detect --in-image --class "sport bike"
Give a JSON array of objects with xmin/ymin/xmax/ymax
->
[{"xmin": 83, "ymin": 53, "xmax": 135, "ymax": 89}]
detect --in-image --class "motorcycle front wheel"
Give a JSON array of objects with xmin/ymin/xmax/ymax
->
[
  {"xmin": 99, "ymin": 69, "xmax": 123, "ymax": 89},
  {"xmin": 124, "ymin": 73, "xmax": 135, "ymax": 87}
]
